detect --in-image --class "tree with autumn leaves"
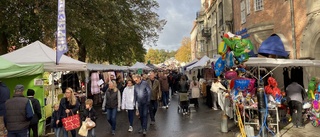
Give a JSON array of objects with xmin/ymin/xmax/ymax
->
[
  {"xmin": 175, "ymin": 37, "xmax": 191, "ymax": 62},
  {"xmin": 145, "ymin": 37, "xmax": 191, "ymax": 64}
]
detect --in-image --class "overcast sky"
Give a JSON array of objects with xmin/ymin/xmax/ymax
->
[{"xmin": 148, "ymin": 0, "xmax": 200, "ymax": 51}]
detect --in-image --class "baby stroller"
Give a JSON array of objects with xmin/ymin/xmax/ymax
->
[{"xmin": 178, "ymin": 92, "xmax": 191, "ymax": 115}]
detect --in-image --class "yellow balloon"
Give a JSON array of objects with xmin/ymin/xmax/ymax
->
[
  {"xmin": 311, "ymin": 90, "xmax": 315, "ymax": 100},
  {"xmin": 218, "ymin": 41, "xmax": 227, "ymax": 58}
]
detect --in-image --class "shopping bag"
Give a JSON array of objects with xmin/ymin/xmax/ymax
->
[
  {"xmin": 191, "ymin": 87, "xmax": 200, "ymax": 98},
  {"xmin": 85, "ymin": 119, "xmax": 96, "ymax": 130},
  {"xmin": 62, "ymin": 112, "xmax": 81, "ymax": 131},
  {"xmin": 78, "ymin": 121, "xmax": 88, "ymax": 136}
]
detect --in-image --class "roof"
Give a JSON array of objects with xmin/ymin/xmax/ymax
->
[
  {"xmin": 1, "ymin": 41, "xmax": 86, "ymax": 71},
  {"xmin": 0, "ymin": 56, "xmax": 43, "ymax": 78}
]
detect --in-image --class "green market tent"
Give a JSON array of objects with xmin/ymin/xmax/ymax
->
[
  {"xmin": 0, "ymin": 56, "xmax": 44, "ymax": 136},
  {"xmin": 0, "ymin": 56, "xmax": 43, "ymax": 78}
]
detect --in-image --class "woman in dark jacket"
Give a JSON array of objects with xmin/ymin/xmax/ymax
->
[
  {"xmin": 102, "ymin": 80, "xmax": 121, "ymax": 135},
  {"xmin": 51, "ymin": 103, "xmax": 62, "ymax": 137},
  {"xmin": 59, "ymin": 88, "xmax": 80, "ymax": 137}
]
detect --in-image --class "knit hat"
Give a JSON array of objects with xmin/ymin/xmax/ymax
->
[
  {"xmin": 27, "ymin": 89, "xmax": 35, "ymax": 96},
  {"xmin": 14, "ymin": 84, "xmax": 24, "ymax": 92}
]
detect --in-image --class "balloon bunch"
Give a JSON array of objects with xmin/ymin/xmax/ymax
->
[
  {"xmin": 215, "ymin": 32, "xmax": 253, "ymax": 77},
  {"xmin": 309, "ymin": 78, "xmax": 320, "ymax": 127}
]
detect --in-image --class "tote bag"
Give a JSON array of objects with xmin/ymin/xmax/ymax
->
[{"xmin": 62, "ymin": 112, "xmax": 81, "ymax": 131}]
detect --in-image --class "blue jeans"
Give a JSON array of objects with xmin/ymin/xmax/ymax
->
[
  {"xmin": 138, "ymin": 104, "xmax": 149, "ymax": 130},
  {"xmin": 128, "ymin": 110, "xmax": 134, "ymax": 126},
  {"xmin": 54, "ymin": 127, "xmax": 61, "ymax": 137},
  {"xmin": 149, "ymin": 100, "xmax": 158, "ymax": 121},
  {"xmin": 7, "ymin": 129, "xmax": 28, "ymax": 137},
  {"xmin": 106, "ymin": 108, "xmax": 117, "ymax": 130},
  {"xmin": 162, "ymin": 91, "xmax": 169, "ymax": 106},
  {"xmin": 87, "ymin": 128, "xmax": 96, "ymax": 137},
  {"xmin": 62, "ymin": 127, "xmax": 76, "ymax": 137}
]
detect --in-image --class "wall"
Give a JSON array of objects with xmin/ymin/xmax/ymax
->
[{"xmin": 233, "ymin": 0, "xmax": 307, "ymax": 59}]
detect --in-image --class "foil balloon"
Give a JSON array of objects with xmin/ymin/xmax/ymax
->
[
  {"xmin": 225, "ymin": 51, "xmax": 234, "ymax": 68},
  {"xmin": 218, "ymin": 41, "xmax": 228, "ymax": 59},
  {"xmin": 214, "ymin": 57, "xmax": 225, "ymax": 77},
  {"xmin": 313, "ymin": 100, "xmax": 320, "ymax": 112},
  {"xmin": 225, "ymin": 71, "xmax": 237, "ymax": 80},
  {"xmin": 308, "ymin": 78, "xmax": 316, "ymax": 99},
  {"xmin": 233, "ymin": 79, "xmax": 250, "ymax": 97}
]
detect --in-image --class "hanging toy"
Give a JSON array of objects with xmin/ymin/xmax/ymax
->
[{"xmin": 265, "ymin": 77, "xmax": 282, "ymax": 104}]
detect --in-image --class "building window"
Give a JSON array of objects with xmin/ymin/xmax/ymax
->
[
  {"xmin": 199, "ymin": 21, "xmax": 204, "ymax": 32},
  {"xmin": 218, "ymin": 3, "xmax": 223, "ymax": 26},
  {"xmin": 254, "ymin": 0, "xmax": 263, "ymax": 11},
  {"xmin": 241, "ymin": 1, "xmax": 246, "ymax": 24},
  {"xmin": 246, "ymin": 0, "xmax": 250, "ymax": 15},
  {"xmin": 200, "ymin": 40, "xmax": 205, "ymax": 52}
]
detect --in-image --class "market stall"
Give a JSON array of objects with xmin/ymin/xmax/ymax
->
[{"xmin": 1, "ymin": 41, "xmax": 87, "ymax": 135}]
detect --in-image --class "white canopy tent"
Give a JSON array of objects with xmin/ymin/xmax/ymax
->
[
  {"xmin": 1, "ymin": 41, "xmax": 86, "ymax": 71},
  {"xmin": 186, "ymin": 55, "xmax": 210, "ymax": 71},
  {"xmin": 87, "ymin": 63, "xmax": 128, "ymax": 71},
  {"xmin": 129, "ymin": 62, "xmax": 151, "ymax": 70},
  {"xmin": 244, "ymin": 57, "xmax": 319, "ymax": 89},
  {"xmin": 244, "ymin": 57, "xmax": 315, "ymax": 67}
]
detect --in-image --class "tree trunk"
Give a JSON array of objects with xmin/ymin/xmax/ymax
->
[
  {"xmin": 0, "ymin": 32, "xmax": 8, "ymax": 55},
  {"xmin": 78, "ymin": 42, "xmax": 86, "ymax": 62}
]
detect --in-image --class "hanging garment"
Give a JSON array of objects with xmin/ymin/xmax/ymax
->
[
  {"xmin": 91, "ymin": 72, "xmax": 100, "ymax": 95},
  {"xmin": 283, "ymin": 67, "xmax": 290, "ymax": 90},
  {"xmin": 61, "ymin": 73, "xmax": 80, "ymax": 93},
  {"xmin": 297, "ymin": 67, "xmax": 304, "ymax": 88}
]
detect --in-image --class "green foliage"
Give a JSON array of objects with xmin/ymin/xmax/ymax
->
[
  {"xmin": 0, "ymin": 0, "xmax": 165, "ymax": 65},
  {"xmin": 145, "ymin": 48, "xmax": 175, "ymax": 64},
  {"xmin": 175, "ymin": 37, "xmax": 191, "ymax": 62}
]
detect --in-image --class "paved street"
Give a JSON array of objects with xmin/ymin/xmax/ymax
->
[
  {"xmin": 93, "ymin": 95, "xmax": 237, "ymax": 137},
  {"xmin": 43, "ymin": 94, "xmax": 320, "ymax": 137},
  {"xmin": 45, "ymin": 95, "xmax": 238, "ymax": 137}
]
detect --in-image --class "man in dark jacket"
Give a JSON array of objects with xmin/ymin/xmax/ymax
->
[
  {"xmin": 0, "ymin": 81, "xmax": 10, "ymax": 116},
  {"xmin": 133, "ymin": 74, "xmax": 151, "ymax": 135},
  {"xmin": 27, "ymin": 89, "xmax": 42, "ymax": 137},
  {"xmin": 286, "ymin": 80, "xmax": 307, "ymax": 128},
  {"xmin": 5, "ymin": 85, "xmax": 34, "ymax": 137},
  {"xmin": 147, "ymin": 71, "xmax": 161, "ymax": 125}
]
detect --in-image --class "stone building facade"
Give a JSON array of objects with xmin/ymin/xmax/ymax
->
[{"xmin": 191, "ymin": 0, "xmax": 233, "ymax": 60}]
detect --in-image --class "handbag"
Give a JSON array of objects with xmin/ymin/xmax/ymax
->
[
  {"xmin": 78, "ymin": 121, "xmax": 88, "ymax": 136},
  {"xmin": 62, "ymin": 112, "xmax": 80, "ymax": 131}
]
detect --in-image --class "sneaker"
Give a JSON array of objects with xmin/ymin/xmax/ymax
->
[
  {"xmin": 183, "ymin": 112, "xmax": 186, "ymax": 115},
  {"xmin": 143, "ymin": 129, "xmax": 147, "ymax": 135},
  {"xmin": 150, "ymin": 121, "xmax": 155, "ymax": 125},
  {"xmin": 162, "ymin": 106, "xmax": 166, "ymax": 108},
  {"xmin": 213, "ymin": 108, "xmax": 218, "ymax": 110},
  {"xmin": 166, "ymin": 105, "xmax": 169, "ymax": 109},
  {"xmin": 102, "ymin": 111, "xmax": 108, "ymax": 114},
  {"xmin": 138, "ymin": 128, "xmax": 143, "ymax": 133},
  {"xmin": 128, "ymin": 126, "xmax": 133, "ymax": 132},
  {"xmin": 111, "ymin": 130, "xmax": 115, "ymax": 135}
]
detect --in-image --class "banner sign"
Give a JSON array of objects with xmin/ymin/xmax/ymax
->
[{"xmin": 56, "ymin": 0, "xmax": 68, "ymax": 64}]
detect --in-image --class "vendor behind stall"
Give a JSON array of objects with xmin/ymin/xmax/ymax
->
[{"xmin": 285, "ymin": 80, "xmax": 307, "ymax": 128}]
